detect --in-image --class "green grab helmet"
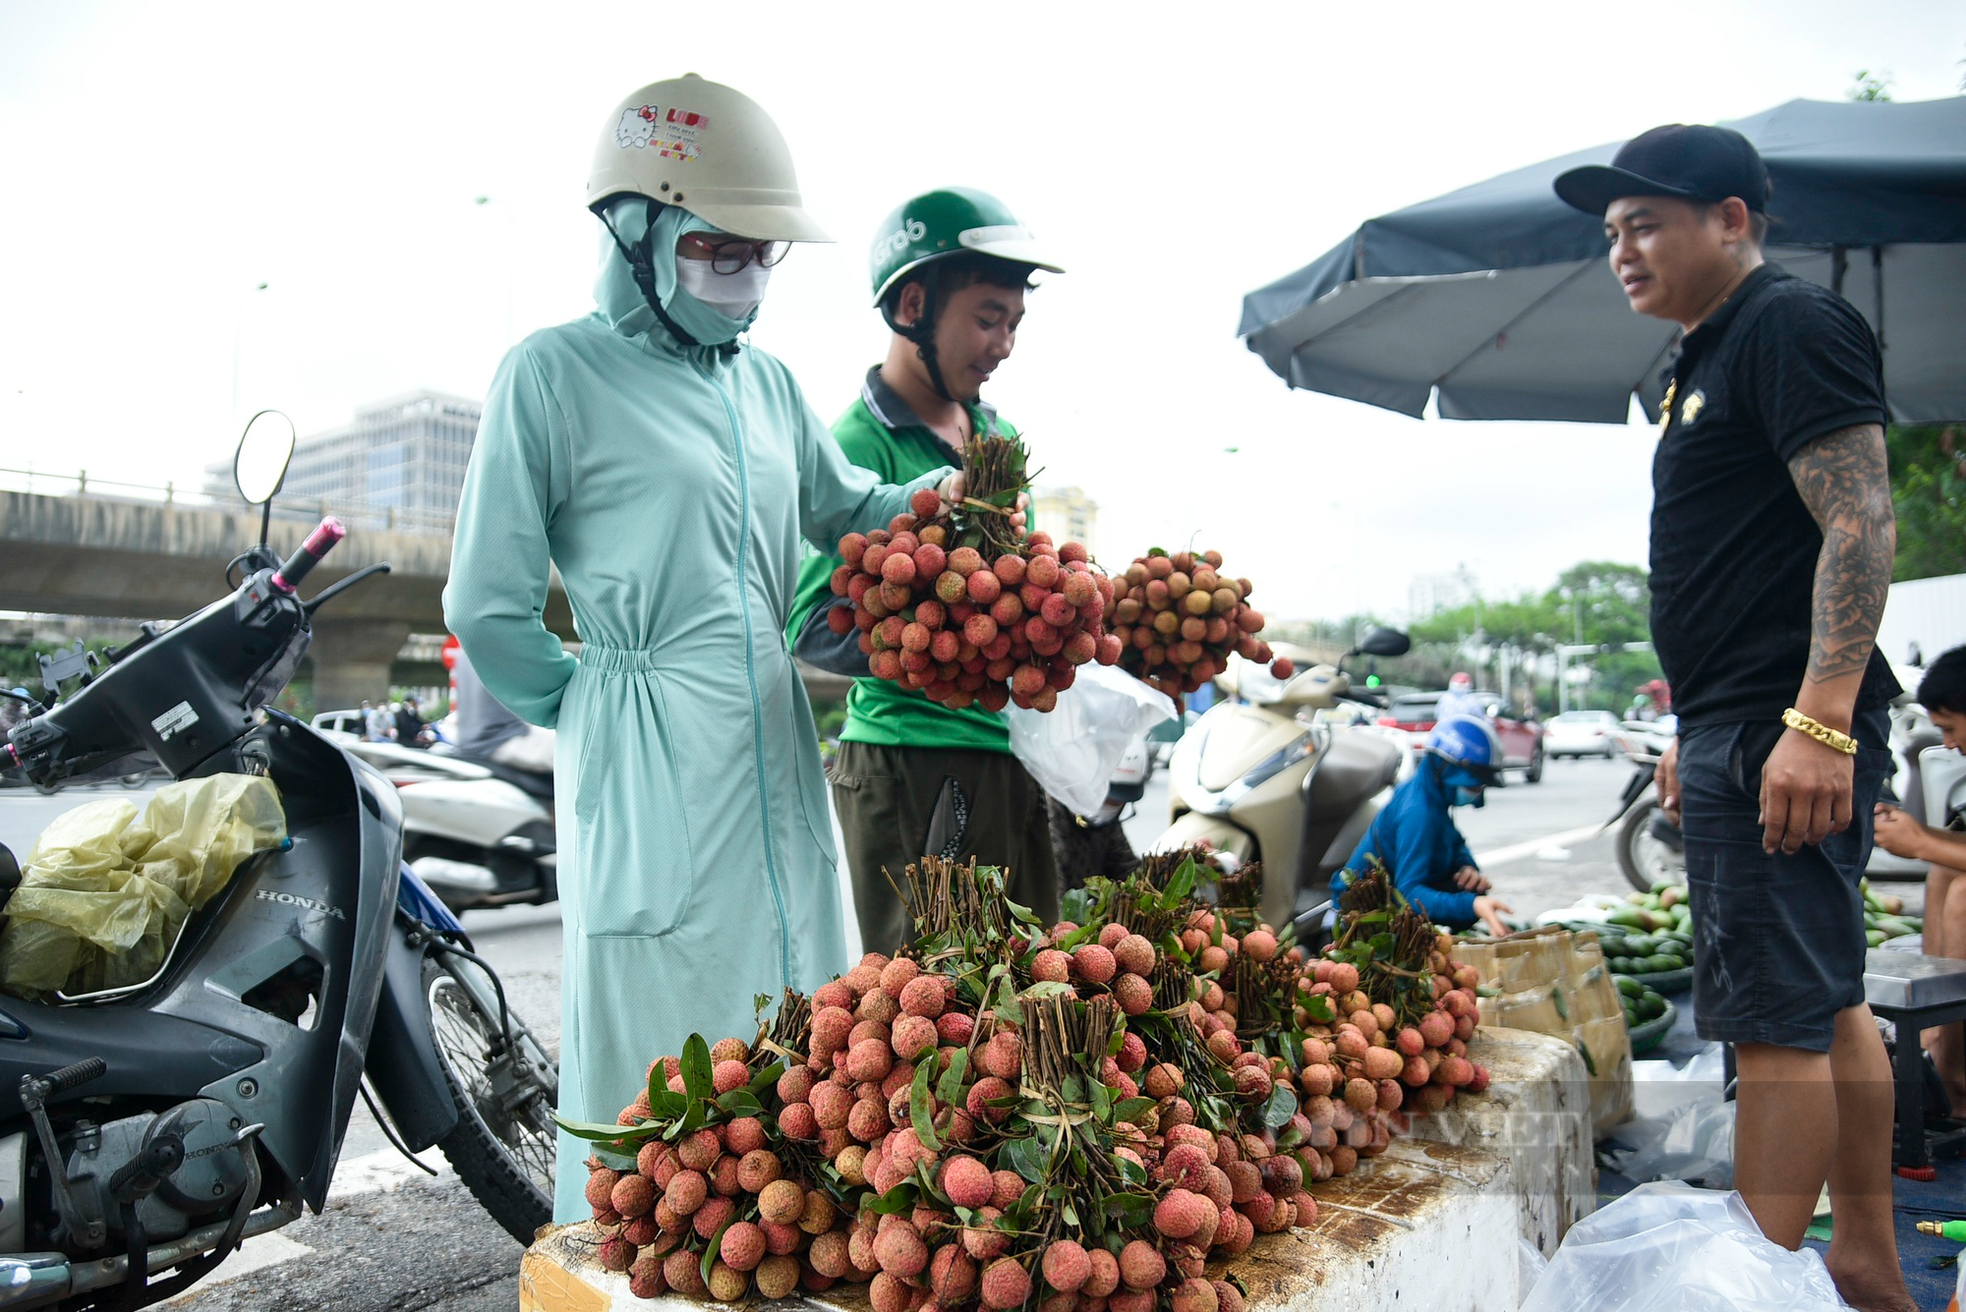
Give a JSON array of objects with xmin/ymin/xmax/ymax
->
[{"xmin": 868, "ymin": 187, "xmax": 1064, "ymax": 306}]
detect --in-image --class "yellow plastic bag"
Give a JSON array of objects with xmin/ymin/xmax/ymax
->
[{"xmin": 0, "ymin": 774, "xmax": 286, "ymax": 998}]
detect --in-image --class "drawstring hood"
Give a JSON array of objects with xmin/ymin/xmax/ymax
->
[{"xmin": 595, "ymin": 198, "xmax": 759, "ymax": 357}]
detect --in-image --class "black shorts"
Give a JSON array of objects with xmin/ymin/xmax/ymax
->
[{"xmin": 1678, "ymin": 706, "xmax": 1891, "ymax": 1053}]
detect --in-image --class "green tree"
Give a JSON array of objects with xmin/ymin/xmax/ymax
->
[
  {"xmin": 1848, "ymin": 69, "xmax": 1894, "ymax": 102},
  {"xmin": 1886, "ymin": 423, "xmax": 1966, "ymax": 581}
]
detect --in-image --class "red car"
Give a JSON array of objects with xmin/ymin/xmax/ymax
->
[{"xmin": 1378, "ymin": 691, "xmax": 1545, "ymax": 783}]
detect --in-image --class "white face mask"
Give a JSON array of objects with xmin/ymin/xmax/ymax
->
[{"xmin": 674, "ymin": 257, "xmax": 772, "ymax": 321}]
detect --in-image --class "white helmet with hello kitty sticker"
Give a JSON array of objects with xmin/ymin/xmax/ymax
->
[{"xmin": 587, "ymin": 74, "xmax": 829, "ymax": 243}]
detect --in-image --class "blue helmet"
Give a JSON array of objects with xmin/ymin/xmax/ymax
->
[{"xmin": 1427, "ymin": 715, "xmax": 1505, "ymax": 789}]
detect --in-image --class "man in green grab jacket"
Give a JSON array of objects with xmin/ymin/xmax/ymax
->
[{"xmin": 786, "ymin": 187, "xmax": 1065, "ymax": 954}]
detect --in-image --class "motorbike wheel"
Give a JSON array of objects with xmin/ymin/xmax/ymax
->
[
  {"xmin": 422, "ymin": 954, "xmax": 558, "ymax": 1244},
  {"xmin": 1617, "ymin": 799, "xmax": 1684, "ymax": 893}
]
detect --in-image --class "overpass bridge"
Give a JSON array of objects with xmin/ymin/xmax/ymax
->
[
  {"xmin": 0, "ymin": 487, "xmax": 577, "ymax": 709},
  {"xmin": 0, "ymin": 486, "xmax": 866, "ymax": 710}
]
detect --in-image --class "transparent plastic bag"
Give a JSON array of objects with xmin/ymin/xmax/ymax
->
[
  {"xmin": 1605, "ymin": 1044, "xmax": 1735, "ymax": 1188},
  {"xmin": 1520, "ymin": 1181, "xmax": 1848, "ymax": 1311},
  {"xmin": 0, "ymin": 774, "xmax": 285, "ymax": 998},
  {"xmin": 1005, "ymin": 664, "xmax": 1176, "ymax": 815}
]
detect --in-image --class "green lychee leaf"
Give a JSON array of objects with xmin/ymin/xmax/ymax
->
[
  {"xmin": 1260, "ymin": 1084, "xmax": 1299, "ymax": 1129},
  {"xmin": 1165, "ymin": 857, "xmax": 1198, "ymax": 905},
  {"xmin": 1002, "ymin": 895, "xmax": 1040, "ymax": 925},
  {"xmin": 747, "ymin": 1062, "xmax": 784, "ymax": 1095},
  {"xmin": 681, "ymin": 1034, "xmax": 714, "ymax": 1103},
  {"xmin": 717, "ymin": 1089, "xmax": 764, "ymax": 1116},
  {"xmin": 1003, "ymin": 1133, "xmax": 1045, "ymax": 1184},
  {"xmin": 1112, "ymin": 1154, "xmax": 1149, "ymax": 1189},
  {"xmin": 909, "ymin": 1058, "xmax": 942, "ymax": 1154},
  {"xmin": 936, "ymin": 1047, "xmax": 970, "ymax": 1107},
  {"xmin": 995, "ymin": 978, "xmax": 1024, "ymax": 1027},
  {"xmin": 868, "ymin": 1183, "xmax": 918, "ymax": 1215},
  {"xmin": 1021, "ymin": 981, "xmax": 1074, "ymax": 1002},
  {"xmin": 1111, "ymin": 1097, "xmax": 1154, "ymax": 1123},
  {"xmin": 550, "ymin": 1115, "xmax": 660, "ymax": 1144},
  {"xmin": 651, "ymin": 1088, "xmax": 689, "ymax": 1120},
  {"xmin": 1090, "ymin": 1079, "xmax": 1111, "ymax": 1122},
  {"xmin": 591, "ymin": 1147, "xmax": 638, "ymax": 1172}
]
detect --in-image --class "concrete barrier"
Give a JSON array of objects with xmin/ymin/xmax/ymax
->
[
  {"xmin": 519, "ymin": 1139, "xmax": 1520, "ymax": 1312},
  {"xmin": 1405, "ymin": 1025, "xmax": 1597, "ymax": 1256}
]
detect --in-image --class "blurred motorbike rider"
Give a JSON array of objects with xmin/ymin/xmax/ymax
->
[
  {"xmin": 445, "ymin": 75, "xmax": 960, "ymax": 1221},
  {"xmin": 785, "ymin": 187, "xmax": 1064, "ymax": 954},
  {"xmin": 1436, "ymin": 671, "xmax": 1489, "ymax": 722},
  {"xmin": 1331, "ymin": 715, "xmax": 1513, "ymax": 935}
]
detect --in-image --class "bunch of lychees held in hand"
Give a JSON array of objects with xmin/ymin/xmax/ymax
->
[
  {"xmin": 828, "ymin": 435, "xmax": 1117, "ymax": 712},
  {"xmin": 1109, "ymin": 549, "xmax": 1289, "ymax": 700}
]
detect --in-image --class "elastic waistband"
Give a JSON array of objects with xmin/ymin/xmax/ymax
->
[{"xmin": 576, "ymin": 643, "xmax": 670, "ymax": 675}]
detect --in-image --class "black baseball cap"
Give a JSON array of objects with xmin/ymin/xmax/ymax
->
[{"xmin": 1554, "ymin": 123, "xmax": 1769, "ymax": 217}]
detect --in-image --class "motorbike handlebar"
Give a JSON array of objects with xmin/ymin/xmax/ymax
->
[{"xmin": 272, "ymin": 518, "xmax": 346, "ymax": 595}]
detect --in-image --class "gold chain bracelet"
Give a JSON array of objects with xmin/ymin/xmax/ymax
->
[{"xmin": 1782, "ymin": 708, "xmax": 1858, "ymax": 756}]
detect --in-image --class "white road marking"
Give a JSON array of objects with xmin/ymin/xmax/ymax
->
[
  {"xmin": 1473, "ymin": 823, "xmax": 1605, "ymax": 869},
  {"xmin": 326, "ymin": 1146, "xmax": 453, "ymax": 1198}
]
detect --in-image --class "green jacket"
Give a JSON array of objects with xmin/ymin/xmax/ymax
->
[{"xmin": 786, "ymin": 366, "xmax": 1016, "ymax": 754}]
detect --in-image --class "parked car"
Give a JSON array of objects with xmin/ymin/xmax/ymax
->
[
  {"xmin": 1545, "ymin": 709, "xmax": 1624, "ymax": 758},
  {"xmin": 1377, "ymin": 690, "xmax": 1544, "ymax": 783},
  {"xmin": 311, "ymin": 707, "xmax": 367, "ymax": 736}
]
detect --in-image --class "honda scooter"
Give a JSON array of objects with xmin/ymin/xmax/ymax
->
[
  {"xmin": 1152, "ymin": 628, "xmax": 1415, "ymax": 932},
  {"xmin": 0, "ymin": 415, "xmax": 558, "ymax": 1310}
]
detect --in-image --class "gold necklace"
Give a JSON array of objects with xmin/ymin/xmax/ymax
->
[{"xmin": 1658, "ymin": 379, "xmax": 1677, "ymax": 439}]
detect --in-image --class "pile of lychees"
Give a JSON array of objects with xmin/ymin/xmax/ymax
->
[
  {"xmin": 827, "ymin": 435, "xmax": 1118, "ymax": 712},
  {"xmin": 1108, "ymin": 549, "xmax": 1288, "ymax": 699},
  {"xmin": 560, "ymin": 852, "xmax": 1490, "ymax": 1307}
]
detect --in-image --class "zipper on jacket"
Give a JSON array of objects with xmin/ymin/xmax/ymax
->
[{"xmin": 700, "ymin": 361, "xmax": 795, "ymax": 991}]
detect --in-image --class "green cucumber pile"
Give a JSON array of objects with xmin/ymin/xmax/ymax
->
[
  {"xmin": 1615, "ymin": 973, "xmax": 1670, "ymax": 1026},
  {"xmin": 1860, "ymin": 880, "xmax": 1921, "ymax": 947}
]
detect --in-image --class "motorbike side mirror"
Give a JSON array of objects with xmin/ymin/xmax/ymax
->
[
  {"xmin": 233, "ymin": 410, "xmax": 296, "ymax": 548},
  {"xmin": 1356, "ymin": 627, "xmax": 1411, "ymax": 658}
]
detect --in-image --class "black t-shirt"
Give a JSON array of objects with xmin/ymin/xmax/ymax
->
[{"xmin": 1648, "ymin": 264, "xmax": 1901, "ymax": 727}]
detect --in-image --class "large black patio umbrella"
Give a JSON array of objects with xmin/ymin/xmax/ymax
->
[{"xmin": 1239, "ymin": 98, "xmax": 1966, "ymax": 423}]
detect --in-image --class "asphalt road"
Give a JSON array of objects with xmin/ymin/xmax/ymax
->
[{"xmin": 0, "ymin": 752, "xmax": 1790, "ymax": 1308}]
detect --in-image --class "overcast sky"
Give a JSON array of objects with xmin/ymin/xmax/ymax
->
[{"xmin": 2, "ymin": 1, "xmax": 1959, "ymax": 622}]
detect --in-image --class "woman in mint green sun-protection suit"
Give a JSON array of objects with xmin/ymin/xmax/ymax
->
[{"xmin": 443, "ymin": 75, "xmax": 948, "ymax": 1220}]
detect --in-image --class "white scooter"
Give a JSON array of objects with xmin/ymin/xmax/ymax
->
[
  {"xmin": 332, "ymin": 736, "xmax": 557, "ymax": 913},
  {"xmin": 1151, "ymin": 628, "xmax": 1416, "ymax": 933}
]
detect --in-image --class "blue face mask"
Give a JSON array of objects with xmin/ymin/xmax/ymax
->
[{"xmin": 1453, "ymin": 786, "xmax": 1485, "ymax": 809}]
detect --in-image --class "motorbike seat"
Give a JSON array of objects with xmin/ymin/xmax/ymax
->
[
  {"xmin": 457, "ymin": 754, "xmax": 555, "ymax": 802},
  {"xmin": 1295, "ymin": 729, "xmax": 1405, "ymax": 892}
]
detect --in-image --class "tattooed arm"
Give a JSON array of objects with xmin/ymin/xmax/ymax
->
[{"xmin": 1756, "ymin": 422, "xmax": 1896, "ymax": 854}]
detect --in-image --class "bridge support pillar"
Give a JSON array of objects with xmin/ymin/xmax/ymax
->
[{"xmin": 306, "ymin": 617, "xmax": 412, "ymax": 712}]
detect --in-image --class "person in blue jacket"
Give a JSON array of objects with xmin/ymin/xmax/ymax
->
[{"xmin": 1333, "ymin": 716, "xmax": 1514, "ymax": 936}]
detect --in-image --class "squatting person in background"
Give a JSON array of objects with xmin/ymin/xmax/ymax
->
[
  {"xmin": 1873, "ymin": 647, "xmax": 1966, "ymax": 1115},
  {"xmin": 786, "ymin": 188, "xmax": 1064, "ymax": 954},
  {"xmin": 1556, "ymin": 124, "xmax": 1912, "ymax": 1309},
  {"xmin": 1329, "ymin": 716, "xmax": 1514, "ymax": 937},
  {"xmin": 446, "ymin": 77, "xmax": 967, "ymax": 1221}
]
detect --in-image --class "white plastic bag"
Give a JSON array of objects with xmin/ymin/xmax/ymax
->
[
  {"xmin": 1520, "ymin": 1182, "xmax": 1848, "ymax": 1312},
  {"xmin": 1605, "ymin": 1045, "xmax": 1735, "ymax": 1188},
  {"xmin": 1005, "ymin": 664, "xmax": 1176, "ymax": 815}
]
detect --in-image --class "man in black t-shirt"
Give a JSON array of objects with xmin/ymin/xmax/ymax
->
[{"xmin": 1559, "ymin": 127, "xmax": 1910, "ymax": 1310}]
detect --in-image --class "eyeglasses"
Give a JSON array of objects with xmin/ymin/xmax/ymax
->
[{"xmin": 678, "ymin": 233, "xmax": 791, "ymax": 274}]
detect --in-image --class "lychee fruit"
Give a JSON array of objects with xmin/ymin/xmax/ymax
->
[
  {"xmin": 942, "ymin": 1154, "xmax": 995, "ymax": 1209},
  {"xmin": 1042, "ymin": 1240, "xmax": 1092, "ymax": 1293},
  {"xmin": 722, "ymin": 1220, "xmax": 767, "ymax": 1272},
  {"xmin": 1032, "ymin": 949, "xmax": 1072, "ymax": 983},
  {"xmin": 1155, "ymin": 1188, "xmax": 1211, "ymax": 1239},
  {"xmin": 1118, "ymin": 1239, "xmax": 1165, "ymax": 1290},
  {"xmin": 1072, "ymin": 944, "xmax": 1117, "ymax": 984},
  {"xmin": 901, "ymin": 974, "xmax": 946, "ymax": 1019},
  {"xmin": 874, "ymin": 1225, "xmax": 929, "ymax": 1279},
  {"xmin": 982, "ymin": 1257, "xmax": 1034, "ymax": 1310},
  {"xmin": 982, "ymin": 1031, "xmax": 1024, "ymax": 1080}
]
